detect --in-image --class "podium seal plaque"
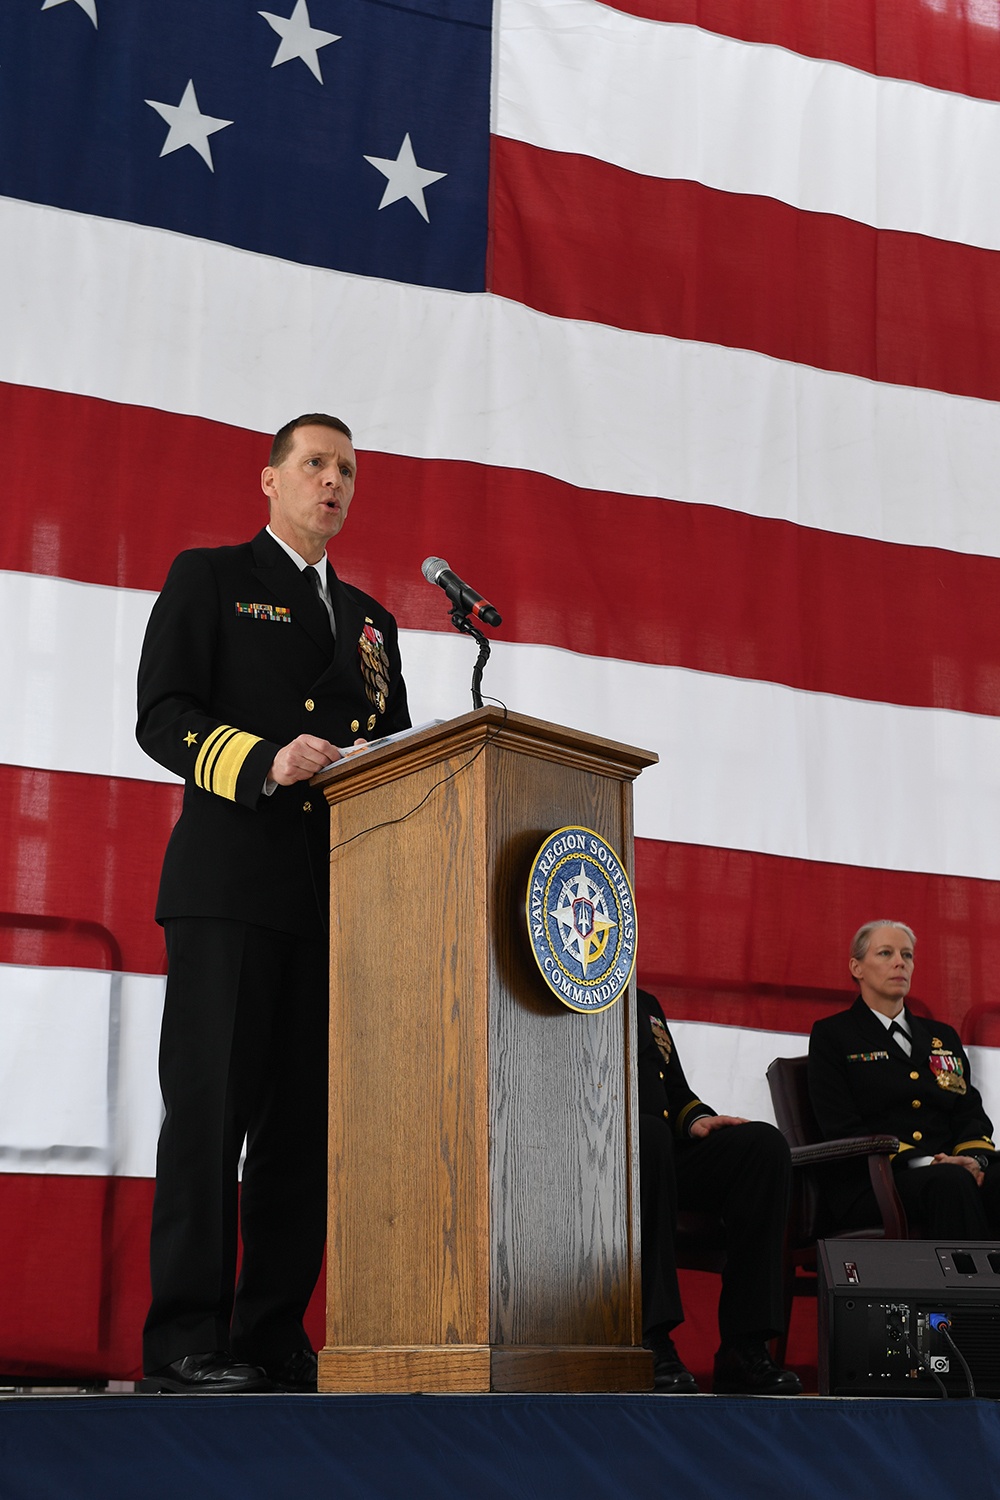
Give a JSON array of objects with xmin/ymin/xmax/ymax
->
[{"xmin": 525, "ymin": 825, "xmax": 637, "ymax": 1013}]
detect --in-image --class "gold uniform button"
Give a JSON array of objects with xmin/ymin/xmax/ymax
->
[
  {"xmin": 303, "ymin": 801, "xmax": 312, "ymax": 813},
  {"xmin": 351, "ymin": 719, "xmax": 359, "ymax": 734},
  {"xmin": 305, "ymin": 698, "xmax": 315, "ymax": 712},
  {"xmin": 910, "ymin": 1071, "xmax": 920, "ymax": 1080},
  {"xmin": 367, "ymin": 714, "xmax": 376, "ymax": 731},
  {"xmin": 912, "ymin": 1099, "xmax": 921, "ymax": 1109},
  {"xmin": 662, "ymin": 1110, "xmax": 669, "ymax": 1120},
  {"xmin": 659, "ymin": 1071, "xmax": 665, "ymax": 1080},
  {"xmin": 913, "ymin": 1131, "xmax": 923, "ymax": 1142}
]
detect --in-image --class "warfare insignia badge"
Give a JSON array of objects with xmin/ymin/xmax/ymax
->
[
  {"xmin": 358, "ymin": 621, "xmax": 390, "ymax": 709},
  {"xmin": 525, "ymin": 826, "xmax": 636, "ymax": 1014}
]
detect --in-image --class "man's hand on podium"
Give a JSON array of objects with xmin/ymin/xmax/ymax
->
[{"xmin": 267, "ymin": 733, "xmax": 366, "ymax": 787}]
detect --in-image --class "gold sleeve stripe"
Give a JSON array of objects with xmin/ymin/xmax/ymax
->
[
  {"xmin": 194, "ymin": 726, "xmax": 231, "ymax": 788},
  {"xmin": 955, "ymin": 1139, "xmax": 995, "ymax": 1154},
  {"xmin": 196, "ymin": 726, "xmax": 241, "ymax": 798},
  {"xmin": 676, "ymin": 1099, "xmax": 707, "ymax": 1131},
  {"xmin": 210, "ymin": 730, "xmax": 263, "ymax": 801},
  {"xmin": 194, "ymin": 725, "xmax": 263, "ymax": 801}
]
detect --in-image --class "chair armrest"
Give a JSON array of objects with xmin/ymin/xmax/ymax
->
[
  {"xmin": 789, "ymin": 1134, "xmax": 899, "ymax": 1168},
  {"xmin": 789, "ymin": 1134, "xmax": 908, "ymax": 1239}
]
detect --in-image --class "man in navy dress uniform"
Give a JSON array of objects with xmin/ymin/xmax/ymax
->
[
  {"xmin": 136, "ymin": 414, "xmax": 409, "ymax": 1392},
  {"xmin": 637, "ymin": 989, "xmax": 801, "ymax": 1394}
]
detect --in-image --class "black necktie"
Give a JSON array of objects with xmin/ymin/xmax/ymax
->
[
  {"xmin": 889, "ymin": 1020, "xmax": 911, "ymax": 1057},
  {"xmin": 306, "ymin": 563, "xmax": 335, "ymax": 639}
]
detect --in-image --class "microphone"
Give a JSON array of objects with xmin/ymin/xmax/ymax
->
[{"xmin": 421, "ymin": 557, "xmax": 502, "ymax": 627}]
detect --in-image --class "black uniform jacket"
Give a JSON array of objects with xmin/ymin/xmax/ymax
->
[
  {"xmin": 808, "ymin": 997, "xmax": 995, "ymax": 1162},
  {"xmin": 637, "ymin": 989, "xmax": 716, "ymax": 1138},
  {"xmin": 137, "ymin": 528, "xmax": 410, "ymax": 936}
]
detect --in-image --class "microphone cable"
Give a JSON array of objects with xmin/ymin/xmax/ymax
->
[{"xmin": 327, "ymin": 699, "xmax": 509, "ymax": 859}]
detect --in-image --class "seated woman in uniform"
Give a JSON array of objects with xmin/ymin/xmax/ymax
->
[{"xmin": 808, "ymin": 920, "xmax": 999, "ymax": 1236}]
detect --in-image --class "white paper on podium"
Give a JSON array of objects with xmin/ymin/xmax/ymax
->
[{"xmin": 325, "ymin": 718, "xmax": 446, "ymax": 767}]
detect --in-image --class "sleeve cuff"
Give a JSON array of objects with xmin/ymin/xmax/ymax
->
[
  {"xmin": 194, "ymin": 725, "xmax": 263, "ymax": 801},
  {"xmin": 677, "ymin": 1099, "xmax": 713, "ymax": 1136}
]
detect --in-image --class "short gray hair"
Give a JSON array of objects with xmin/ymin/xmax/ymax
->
[{"xmin": 850, "ymin": 920, "xmax": 916, "ymax": 964}]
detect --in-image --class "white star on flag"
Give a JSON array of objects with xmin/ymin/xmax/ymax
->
[
  {"xmin": 144, "ymin": 80, "xmax": 233, "ymax": 172},
  {"xmin": 363, "ymin": 132, "xmax": 446, "ymax": 223},
  {"xmin": 41, "ymin": 0, "xmax": 97, "ymax": 26},
  {"xmin": 259, "ymin": 0, "xmax": 340, "ymax": 84}
]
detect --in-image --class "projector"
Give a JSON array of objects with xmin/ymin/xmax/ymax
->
[{"xmin": 817, "ymin": 1237, "xmax": 1000, "ymax": 1397}]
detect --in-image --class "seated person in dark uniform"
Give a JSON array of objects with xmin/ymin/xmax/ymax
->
[
  {"xmin": 637, "ymin": 989, "xmax": 801, "ymax": 1395},
  {"xmin": 808, "ymin": 920, "xmax": 999, "ymax": 1236}
]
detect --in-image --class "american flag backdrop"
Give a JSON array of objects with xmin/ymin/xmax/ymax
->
[{"xmin": 1, "ymin": 0, "xmax": 1000, "ymax": 1378}]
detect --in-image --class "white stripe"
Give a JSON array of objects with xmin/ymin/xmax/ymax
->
[
  {"xmin": 0, "ymin": 570, "xmax": 173, "ymax": 784},
  {"xmin": 405, "ymin": 631, "xmax": 1000, "ymax": 882},
  {"xmin": 669, "ymin": 1020, "xmax": 803, "ymax": 1126},
  {"xmin": 968, "ymin": 1046, "xmax": 1000, "ymax": 1144},
  {"xmin": 670, "ymin": 1020, "xmax": 1000, "ymax": 1132},
  {"xmin": 7, "ymin": 567, "xmax": 1000, "ymax": 882},
  {"xmin": 4, "ymin": 197, "xmax": 1000, "ymax": 558},
  {"xmin": 497, "ymin": 0, "xmax": 1000, "ymax": 250},
  {"xmin": 4, "ymin": 962, "xmax": 993, "ymax": 1172},
  {"xmin": 0, "ymin": 964, "xmax": 164, "ymax": 1178}
]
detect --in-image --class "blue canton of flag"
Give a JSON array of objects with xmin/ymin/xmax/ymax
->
[{"xmin": 0, "ymin": 0, "xmax": 492, "ymax": 290}]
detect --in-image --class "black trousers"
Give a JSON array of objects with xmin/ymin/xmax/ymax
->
[
  {"xmin": 639, "ymin": 1116, "xmax": 792, "ymax": 1345},
  {"xmin": 832, "ymin": 1157, "xmax": 1000, "ymax": 1238},
  {"xmin": 143, "ymin": 917, "xmax": 329, "ymax": 1372}
]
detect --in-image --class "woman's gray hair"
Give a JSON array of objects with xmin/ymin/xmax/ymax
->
[{"xmin": 850, "ymin": 920, "xmax": 916, "ymax": 964}]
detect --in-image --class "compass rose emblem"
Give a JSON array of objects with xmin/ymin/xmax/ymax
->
[
  {"xmin": 525, "ymin": 826, "xmax": 637, "ymax": 1014},
  {"xmin": 551, "ymin": 864, "xmax": 617, "ymax": 977}
]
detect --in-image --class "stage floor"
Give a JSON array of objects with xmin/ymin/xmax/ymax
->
[{"xmin": 1, "ymin": 1391, "xmax": 997, "ymax": 1500}]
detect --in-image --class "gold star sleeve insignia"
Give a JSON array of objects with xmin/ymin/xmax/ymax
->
[{"xmin": 184, "ymin": 731, "xmax": 198, "ymax": 747}]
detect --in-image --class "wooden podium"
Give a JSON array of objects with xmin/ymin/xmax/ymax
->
[{"xmin": 312, "ymin": 707, "xmax": 657, "ymax": 1393}]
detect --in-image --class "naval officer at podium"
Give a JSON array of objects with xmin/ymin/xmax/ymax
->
[{"xmin": 136, "ymin": 414, "xmax": 409, "ymax": 1393}]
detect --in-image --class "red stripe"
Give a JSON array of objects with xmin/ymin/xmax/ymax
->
[
  {"xmin": 1, "ymin": 385, "xmax": 270, "ymax": 595},
  {"xmin": 0, "ymin": 1176, "xmax": 814, "ymax": 1385},
  {"xmin": 636, "ymin": 839, "xmax": 1000, "ymax": 1041},
  {"xmin": 0, "ymin": 1175, "xmax": 814, "ymax": 1384},
  {"xmin": 0, "ymin": 1175, "xmax": 152, "ymax": 1378},
  {"xmin": 490, "ymin": 138, "xmax": 1000, "ymax": 402},
  {"xmin": 0, "ymin": 1174, "xmax": 325, "ymax": 1379},
  {"xmin": 5, "ymin": 385, "xmax": 1000, "ymax": 718},
  {"xmin": 0, "ymin": 764, "xmax": 177, "ymax": 977},
  {"xmin": 606, "ymin": 0, "xmax": 1000, "ymax": 103},
  {"xmin": 2, "ymin": 761, "xmax": 998, "ymax": 1047}
]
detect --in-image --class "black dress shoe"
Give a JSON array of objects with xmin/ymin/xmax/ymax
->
[
  {"xmin": 263, "ymin": 1348, "xmax": 318, "ymax": 1393},
  {"xmin": 646, "ymin": 1336, "xmax": 699, "ymax": 1393},
  {"xmin": 139, "ymin": 1351, "xmax": 272, "ymax": 1394},
  {"xmin": 713, "ymin": 1342, "xmax": 802, "ymax": 1396}
]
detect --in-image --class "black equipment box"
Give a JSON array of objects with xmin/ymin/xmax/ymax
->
[{"xmin": 817, "ymin": 1238, "xmax": 1000, "ymax": 1397}]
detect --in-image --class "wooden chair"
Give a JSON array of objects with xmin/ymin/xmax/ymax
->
[{"xmin": 766, "ymin": 1055, "xmax": 908, "ymax": 1361}]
